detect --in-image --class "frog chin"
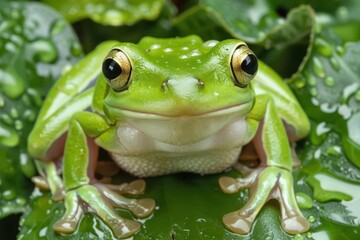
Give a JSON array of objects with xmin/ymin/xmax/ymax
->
[{"xmin": 116, "ymin": 103, "xmax": 251, "ymax": 146}]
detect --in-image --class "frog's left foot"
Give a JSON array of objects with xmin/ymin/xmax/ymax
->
[{"xmin": 219, "ymin": 166, "xmax": 310, "ymax": 234}]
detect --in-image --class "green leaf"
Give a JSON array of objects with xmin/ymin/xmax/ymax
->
[
  {"xmin": 0, "ymin": 1, "xmax": 82, "ymax": 219},
  {"xmin": 174, "ymin": 1, "xmax": 315, "ymax": 49},
  {"xmin": 297, "ymin": 132, "xmax": 360, "ymax": 238},
  {"xmin": 290, "ymin": 27, "xmax": 360, "ymax": 168},
  {"xmin": 42, "ymin": 0, "xmax": 165, "ymax": 26}
]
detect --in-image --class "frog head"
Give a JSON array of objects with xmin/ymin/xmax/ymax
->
[{"xmin": 101, "ymin": 35, "xmax": 258, "ymax": 145}]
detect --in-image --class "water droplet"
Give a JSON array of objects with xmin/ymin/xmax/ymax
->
[
  {"xmin": 27, "ymin": 88, "xmax": 42, "ymax": 107},
  {"xmin": 14, "ymin": 120, "xmax": 23, "ymax": 130},
  {"xmin": 189, "ymin": 50, "xmax": 200, "ymax": 57},
  {"xmin": 296, "ymin": 192, "xmax": 313, "ymax": 209},
  {"xmin": 336, "ymin": 45, "xmax": 346, "ymax": 56},
  {"xmin": 2, "ymin": 189, "xmax": 16, "ymax": 200},
  {"xmin": 163, "ymin": 48, "xmax": 173, "ymax": 53},
  {"xmin": 39, "ymin": 226, "xmax": 48, "ymax": 237},
  {"xmin": 20, "ymin": 152, "xmax": 35, "ymax": 177},
  {"xmin": 312, "ymin": 57, "xmax": 326, "ymax": 78},
  {"xmin": 203, "ymin": 40, "xmax": 218, "ymax": 48},
  {"xmin": 315, "ymin": 38, "xmax": 333, "ymax": 57},
  {"xmin": 51, "ymin": 19, "xmax": 66, "ymax": 36},
  {"xmin": 294, "ymin": 233, "xmax": 304, "ymax": 240},
  {"xmin": 5, "ymin": 41, "xmax": 17, "ymax": 53},
  {"xmin": 102, "ymin": 10, "xmax": 123, "ymax": 25},
  {"xmin": 326, "ymin": 146, "xmax": 342, "ymax": 156},
  {"xmin": 310, "ymin": 87, "xmax": 318, "ymax": 96},
  {"xmin": 0, "ymin": 69, "xmax": 25, "ymax": 99},
  {"xmin": 338, "ymin": 104, "xmax": 352, "ymax": 119},
  {"xmin": 342, "ymin": 82, "xmax": 359, "ymax": 102},
  {"xmin": 11, "ymin": 8, "xmax": 20, "ymax": 19},
  {"xmin": 150, "ymin": 44, "xmax": 161, "ymax": 50},
  {"xmin": 180, "ymin": 55, "xmax": 188, "ymax": 59},
  {"xmin": 308, "ymin": 215, "xmax": 316, "ymax": 223},
  {"xmin": 16, "ymin": 197, "xmax": 26, "ymax": 206},
  {"xmin": 23, "ymin": 110, "xmax": 36, "ymax": 122},
  {"xmin": 293, "ymin": 78, "xmax": 305, "ymax": 89},
  {"xmin": 355, "ymin": 90, "xmax": 360, "ymax": 101},
  {"xmin": 0, "ymin": 96, "xmax": 4, "ymax": 107},
  {"xmin": 307, "ymin": 74, "xmax": 316, "ymax": 86},
  {"xmin": 329, "ymin": 57, "xmax": 340, "ymax": 71},
  {"xmin": 0, "ymin": 124, "xmax": 19, "ymax": 147},
  {"xmin": 336, "ymin": 6, "xmax": 349, "ymax": 19},
  {"xmin": 314, "ymin": 149, "xmax": 322, "ymax": 159},
  {"xmin": 324, "ymin": 76, "xmax": 335, "ymax": 87},
  {"xmin": 70, "ymin": 42, "xmax": 82, "ymax": 57},
  {"xmin": 31, "ymin": 39, "xmax": 58, "ymax": 63},
  {"xmin": 320, "ymin": 103, "xmax": 337, "ymax": 113},
  {"xmin": 316, "ymin": 122, "xmax": 331, "ymax": 136},
  {"xmin": 10, "ymin": 108, "xmax": 19, "ymax": 118},
  {"xmin": 0, "ymin": 114, "xmax": 13, "ymax": 125}
]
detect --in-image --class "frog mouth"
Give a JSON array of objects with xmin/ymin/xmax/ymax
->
[
  {"xmin": 110, "ymin": 103, "xmax": 252, "ymax": 145},
  {"xmin": 116, "ymin": 103, "xmax": 251, "ymax": 119}
]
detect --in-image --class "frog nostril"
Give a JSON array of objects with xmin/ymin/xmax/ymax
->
[
  {"xmin": 161, "ymin": 80, "xmax": 169, "ymax": 90},
  {"xmin": 197, "ymin": 79, "xmax": 205, "ymax": 88}
]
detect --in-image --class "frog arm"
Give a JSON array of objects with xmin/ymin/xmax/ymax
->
[
  {"xmin": 221, "ymin": 94, "xmax": 309, "ymax": 234},
  {"xmin": 28, "ymin": 89, "xmax": 94, "ymax": 161},
  {"xmin": 248, "ymin": 94, "xmax": 292, "ymax": 169},
  {"xmin": 27, "ymin": 89, "xmax": 94, "ymax": 199}
]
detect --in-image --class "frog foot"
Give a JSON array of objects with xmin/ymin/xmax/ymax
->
[
  {"xmin": 53, "ymin": 181, "xmax": 155, "ymax": 238},
  {"xmin": 219, "ymin": 166, "xmax": 310, "ymax": 235}
]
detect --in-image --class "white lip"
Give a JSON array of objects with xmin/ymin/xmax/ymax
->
[
  {"xmin": 113, "ymin": 102, "xmax": 252, "ymax": 145},
  {"xmin": 115, "ymin": 103, "xmax": 251, "ymax": 120}
]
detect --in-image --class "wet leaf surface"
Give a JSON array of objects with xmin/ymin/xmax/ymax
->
[
  {"xmin": 0, "ymin": 1, "xmax": 82, "ymax": 219},
  {"xmin": 42, "ymin": 0, "xmax": 165, "ymax": 26},
  {"xmin": 174, "ymin": 1, "xmax": 315, "ymax": 49}
]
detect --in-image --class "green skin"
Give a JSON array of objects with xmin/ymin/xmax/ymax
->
[{"xmin": 28, "ymin": 35, "xmax": 310, "ymax": 238}]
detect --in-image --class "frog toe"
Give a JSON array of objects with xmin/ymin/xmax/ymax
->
[
  {"xmin": 219, "ymin": 169, "xmax": 259, "ymax": 194},
  {"xmin": 219, "ymin": 176, "xmax": 239, "ymax": 193},
  {"xmin": 128, "ymin": 198, "xmax": 156, "ymax": 218},
  {"xmin": 96, "ymin": 183, "xmax": 155, "ymax": 218},
  {"xmin": 282, "ymin": 216, "xmax": 310, "ymax": 234},
  {"xmin": 223, "ymin": 211, "xmax": 253, "ymax": 234},
  {"xmin": 117, "ymin": 179, "xmax": 146, "ymax": 195},
  {"xmin": 53, "ymin": 217, "xmax": 80, "ymax": 234},
  {"xmin": 108, "ymin": 218, "xmax": 141, "ymax": 238},
  {"xmin": 53, "ymin": 190, "xmax": 83, "ymax": 234}
]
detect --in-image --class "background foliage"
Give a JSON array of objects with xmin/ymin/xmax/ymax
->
[{"xmin": 0, "ymin": 0, "xmax": 359, "ymax": 239}]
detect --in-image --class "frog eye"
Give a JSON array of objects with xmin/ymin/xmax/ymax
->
[
  {"xmin": 102, "ymin": 49, "xmax": 132, "ymax": 91},
  {"xmin": 231, "ymin": 44, "xmax": 258, "ymax": 87}
]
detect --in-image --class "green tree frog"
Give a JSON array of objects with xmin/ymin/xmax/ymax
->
[{"xmin": 28, "ymin": 35, "xmax": 310, "ymax": 238}]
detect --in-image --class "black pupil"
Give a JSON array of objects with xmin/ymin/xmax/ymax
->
[
  {"xmin": 241, "ymin": 54, "xmax": 258, "ymax": 75},
  {"xmin": 102, "ymin": 59, "xmax": 122, "ymax": 80}
]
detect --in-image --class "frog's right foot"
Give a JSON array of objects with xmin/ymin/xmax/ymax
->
[{"xmin": 54, "ymin": 182, "xmax": 155, "ymax": 238}]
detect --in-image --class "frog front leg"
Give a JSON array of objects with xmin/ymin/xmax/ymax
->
[
  {"xmin": 54, "ymin": 111, "xmax": 155, "ymax": 238},
  {"xmin": 219, "ymin": 95, "xmax": 310, "ymax": 234}
]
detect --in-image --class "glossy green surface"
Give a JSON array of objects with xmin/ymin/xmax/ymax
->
[{"xmin": 0, "ymin": 1, "xmax": 82, "ymax": 219}]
